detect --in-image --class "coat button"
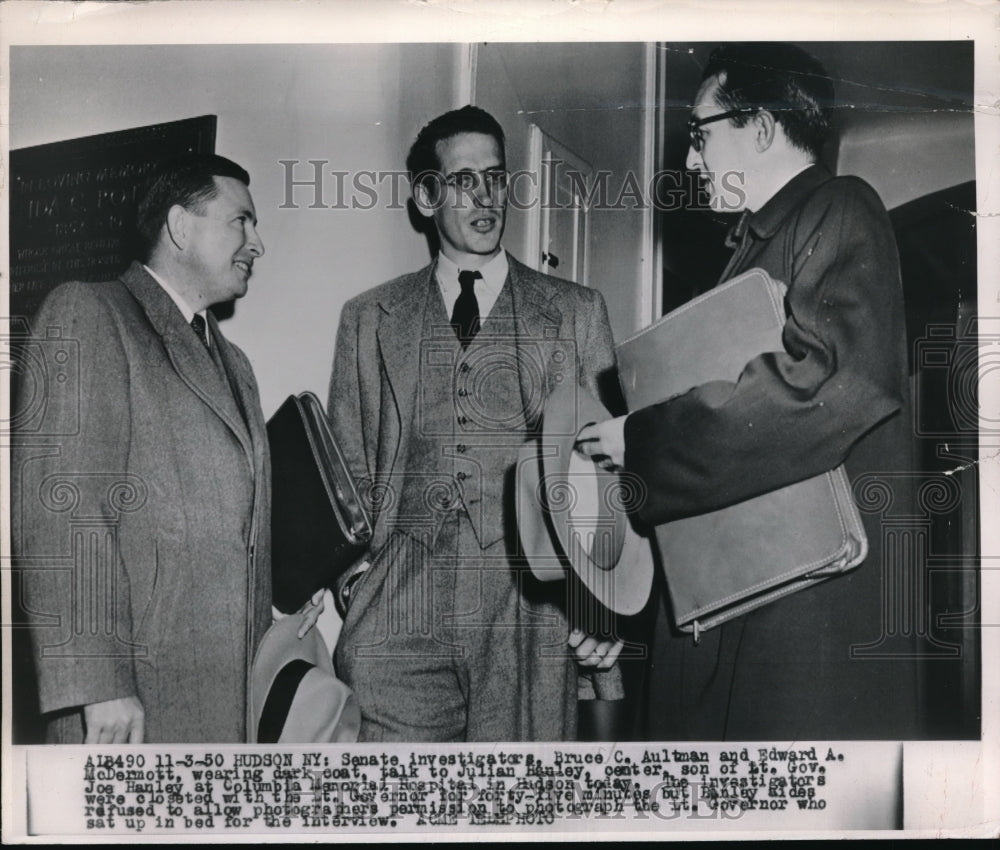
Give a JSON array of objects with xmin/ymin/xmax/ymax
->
[
  {"xmin": 456, "ymin": 471, "xmax": 467, "ymax": 481},
  {"xmin": 458, "ymin": 389, "xmax": 468, "ymax": 397},
  {"xmin": 456, "ymin": 444, "xmax": 467, "ymax": 453},
  {"xmin": 458, "ymin": 415, "xmax": 468, "ymax": 425}
]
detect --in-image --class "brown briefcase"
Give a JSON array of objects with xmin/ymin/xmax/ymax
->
[
  {"xmin": 616, "ymin": 268, "xmax": 867, "ymax": 641},
  {"xmin": 266, "ymin": 391, "xmax": 372, "ymax": 614}
]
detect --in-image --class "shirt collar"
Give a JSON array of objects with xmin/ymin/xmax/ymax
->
[
  {"xmin": 435, "ymin": 249, "xmax": 509, "ymax": 297},
  {"xmin": 741, "ymin": 163, "xmax": 833, "ymax": 241},
  {"xmin": 142, "ymin": 264, "xmax": 206, "ymax": 324}
]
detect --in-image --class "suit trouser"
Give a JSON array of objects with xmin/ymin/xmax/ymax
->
[{"xmin": 335, "ymin": 510, "xmax": 578, "ymax": 742}]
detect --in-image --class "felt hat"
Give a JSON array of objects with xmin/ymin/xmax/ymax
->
[
  {"xmin": 250, "ymin": 614, "xmax": 361, "ymax": 743},
  {"xmin": 516, "ymin": 381, "xmax": 654, "ymax": 616}
]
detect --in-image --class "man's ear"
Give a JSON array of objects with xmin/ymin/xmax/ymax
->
[
  {"xmin": 413, "ymin": 180, "xmax": 439, "ymax": 220},
  {"xmin": 165, "ymin": 204, "xmax": 189, "ymax": 250},
  {"xmin": 753, "ymin": 110, "xmax": 777, "ymax": 153}
]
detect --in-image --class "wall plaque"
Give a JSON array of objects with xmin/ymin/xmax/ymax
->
[{"xmin": 9, "ymin": 114, "xmax": 217, "ymax": 322}]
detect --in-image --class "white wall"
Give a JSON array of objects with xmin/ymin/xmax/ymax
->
[
  {"xmin": 474, "ymin": 42, "xmax": 648, "ymax": 342},
  {"xmin": 12, "ymin": 42, "xmax": 652, "ymax": 410},
  {"xmin": 470, "ymin": 44, "xmax": 533, "ymax": 263},
  {"xmin": 11, "ymin": 43, "xmax": 460, "ymax": 417}
]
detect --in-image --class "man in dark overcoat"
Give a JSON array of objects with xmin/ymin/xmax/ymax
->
[{"xmin": 579, "ymin": 44, "xmax": 920, "ymax": 739}]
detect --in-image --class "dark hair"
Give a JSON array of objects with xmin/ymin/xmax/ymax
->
[
  {"xmin": 702, "ymin": 43, "xmax": 834, "ymax": 158},
  {"xmin": 136, "ymin": 153, "xmax": 251, "ymax": 260},
  {"xmin": 406, "ymin": 105, "xmax": 506, "ymax": 192}
]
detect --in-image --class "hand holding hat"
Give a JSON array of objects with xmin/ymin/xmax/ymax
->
[
  {"xmin": 575, "ymin": 415, "xmax": 627, "ymax": 471},
  {"xmin": 568, "ymin": 628, "xmax": 626, "ymax": 670},
  {"xmin": 250, "ymin": 610, "xmax": 360, "ymax": 744},
  {"xmin": 515, "ymin": 382, "xmax": 654, "ymax": 616}
]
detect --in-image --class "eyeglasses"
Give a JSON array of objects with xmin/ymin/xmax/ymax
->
[
  {"xmin": 687, "ymin": 109, "xmax": 756, "ymax": 152},
  {"xmin": 443, "ymin": 169, "xmax": 509, "ymax": 193}
]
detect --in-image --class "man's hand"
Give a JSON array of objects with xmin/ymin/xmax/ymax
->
[
  {"xmin": 576, "ymin": 416, "xmax": 628, "ymax": 471},
  {"xmin": 296, "ymin": 589, "xmax": 326, "ymax": 639},
  {"xmin": 83, "ymin": 696, "xmax": 144, "ymax": 744},
  {"xmin": 568, "ymin": 629, "xmax": 625, "ymax": 670},
  {"xmin": 272, "ymin": 589, "xmax": 327, "ymax": 638}
]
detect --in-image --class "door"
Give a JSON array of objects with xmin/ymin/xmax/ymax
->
[{"xmin": 526, "ymin": 124, "xmax": 592, "ymax": 285}]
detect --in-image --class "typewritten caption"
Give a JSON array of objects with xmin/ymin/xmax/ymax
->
[{"xmin": 73, "ymin": 745, "xmax": 849, "ymax": 833}]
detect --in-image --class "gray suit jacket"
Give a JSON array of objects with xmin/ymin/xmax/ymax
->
[
  {"xmin": 328, "ymin": 253, "xmax": 617, "ymax": 555},
  {"xmin": 13, "ymin": 262, "xmax": 272, "ymax": 743}
]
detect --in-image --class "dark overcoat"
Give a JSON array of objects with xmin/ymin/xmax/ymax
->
[{"xmin": 626, "ymin": 166, "xmax": 921, "ymax": 739}]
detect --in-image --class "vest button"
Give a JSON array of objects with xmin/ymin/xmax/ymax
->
[
  {"xmin": 456, "ymin": 444, "xmax": 467, "ymax": 453},
  {"xmin": 458, "ymin": 416, "xmax": 468, "ymax": 425},
  {"xmin": 459, "ymin": 363, "xmax": 470, "ymax": 373},
  {"xmin": 456, "ymin": 471, "xmax": 467, "ymax": 481},
  {"xmin": 458, "ymin": 389, "xmax": 468, "ymax": 397}
]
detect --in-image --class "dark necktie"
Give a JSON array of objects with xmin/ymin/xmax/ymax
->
[
  {"xmin": 451, "ymin": 270, "xmax": 482, "ymax": 348},
  {"xmin": 190, "ymin": 313, "xmax": 247, "ymax": 423},
  {"xmin": 190, "ymin": 313, "xmax": 210, "ymax": 350}
]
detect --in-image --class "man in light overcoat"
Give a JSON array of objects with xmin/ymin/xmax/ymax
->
[{"xmin": 14, "ymin": 154, "xmax": 273, "ymax": 743}]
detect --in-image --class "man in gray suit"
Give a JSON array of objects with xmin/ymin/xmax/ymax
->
[
  {"xmin": 329, "ymin": 106, "xmax": 623, "ymax": 742},
  {"xmin": 14, "ymin": 154, "xmax": 274, "ymax": 743}
]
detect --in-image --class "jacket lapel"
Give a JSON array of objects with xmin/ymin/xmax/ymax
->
[
  {"xmin": 372, "ymin": 263, "xmax": 433, "ymax": 498},
  {"xmin": 121, "ymin": 262, "xmax": 253, "ymax": 461},
  {"xmin": 507, "ymin": 257, "xmax": 564, "ymax": 430}
]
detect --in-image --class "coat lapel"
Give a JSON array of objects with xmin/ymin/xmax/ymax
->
[
  {"xmin": 208, "ymin": 312, "xmax": 258, "ymax": 452},
  {"xmin": 120, "ymin": 262, "xmax": 253, "ymax": 461}
]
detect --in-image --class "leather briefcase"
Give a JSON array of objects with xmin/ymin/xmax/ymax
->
[
  {"xmin": 616, "ymin": 268, "xmax": 867, "ymax": 641},
  {"xmin": 266, "ymin": 391, "xmax": 372, "ymax": 614}
]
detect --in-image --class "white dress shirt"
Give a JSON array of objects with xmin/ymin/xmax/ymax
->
[
  {"xmin": 143, "ymin": 264, "xmax": 211, "ymax": 346},
  {"xmin": 435, "ymin": 250, "xmax": 509, "ymax": 324}
]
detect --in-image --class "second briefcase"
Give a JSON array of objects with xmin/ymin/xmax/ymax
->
[
  {"xmin": 616, "ymin": 268, "xmax": 868, "ymax": 640},
  {"xmin": 267, "ymin": 391, "xmax": 372, "ymax": 614}
]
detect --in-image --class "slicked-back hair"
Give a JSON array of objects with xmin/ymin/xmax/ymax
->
[
  {"xmin": 136, "ymin": 153, "xmax": 251, "ymax": 261},
  {"xmin": 702, "ymin": 43, "xmax": 834, "ymax": 159},
  {"xmin": 406, "ymin": 105, "xmax": 506, "ymax": 194}
]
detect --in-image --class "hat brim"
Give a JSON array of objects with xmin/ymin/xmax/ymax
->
[
  {"xmin": 250, "ymin": 614, "xmax": 360, "ymax": 743},
  {"xmin": 516, "ymin": 381, "xmax": 654, "ymax": 616},
  {"xmin": 516, "ymin": 440, "xmax": 566, "ymax": 582}
]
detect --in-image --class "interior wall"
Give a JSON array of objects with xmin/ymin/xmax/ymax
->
[
  {"xmin": 470, "ymin": 44, "xmax": 533, "ymax": 265},
  {"xmin": 474, "ymin": 43, "xmax": 648, "ymax": 342},
  {"xmin": 11, "ymin": 43, "xmax": 461, "ymax": 418}
]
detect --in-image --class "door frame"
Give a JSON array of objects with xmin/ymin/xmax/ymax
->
[
  {"xmin": 641, "ymin": 41, "xmax": 666, "ymax": 325},
  {"xmin": 525, "ymin": 123, "xmax": 593, "ymax": 285}
]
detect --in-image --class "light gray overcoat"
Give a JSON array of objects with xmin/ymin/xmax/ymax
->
[{"xmin": 14, "ymin": 262, "xmax": 272, "ymax": 743}]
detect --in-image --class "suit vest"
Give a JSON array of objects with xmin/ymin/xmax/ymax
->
[{"xmin": 395, "ymin": 277, "xmax": 529, "ymax": 549}]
